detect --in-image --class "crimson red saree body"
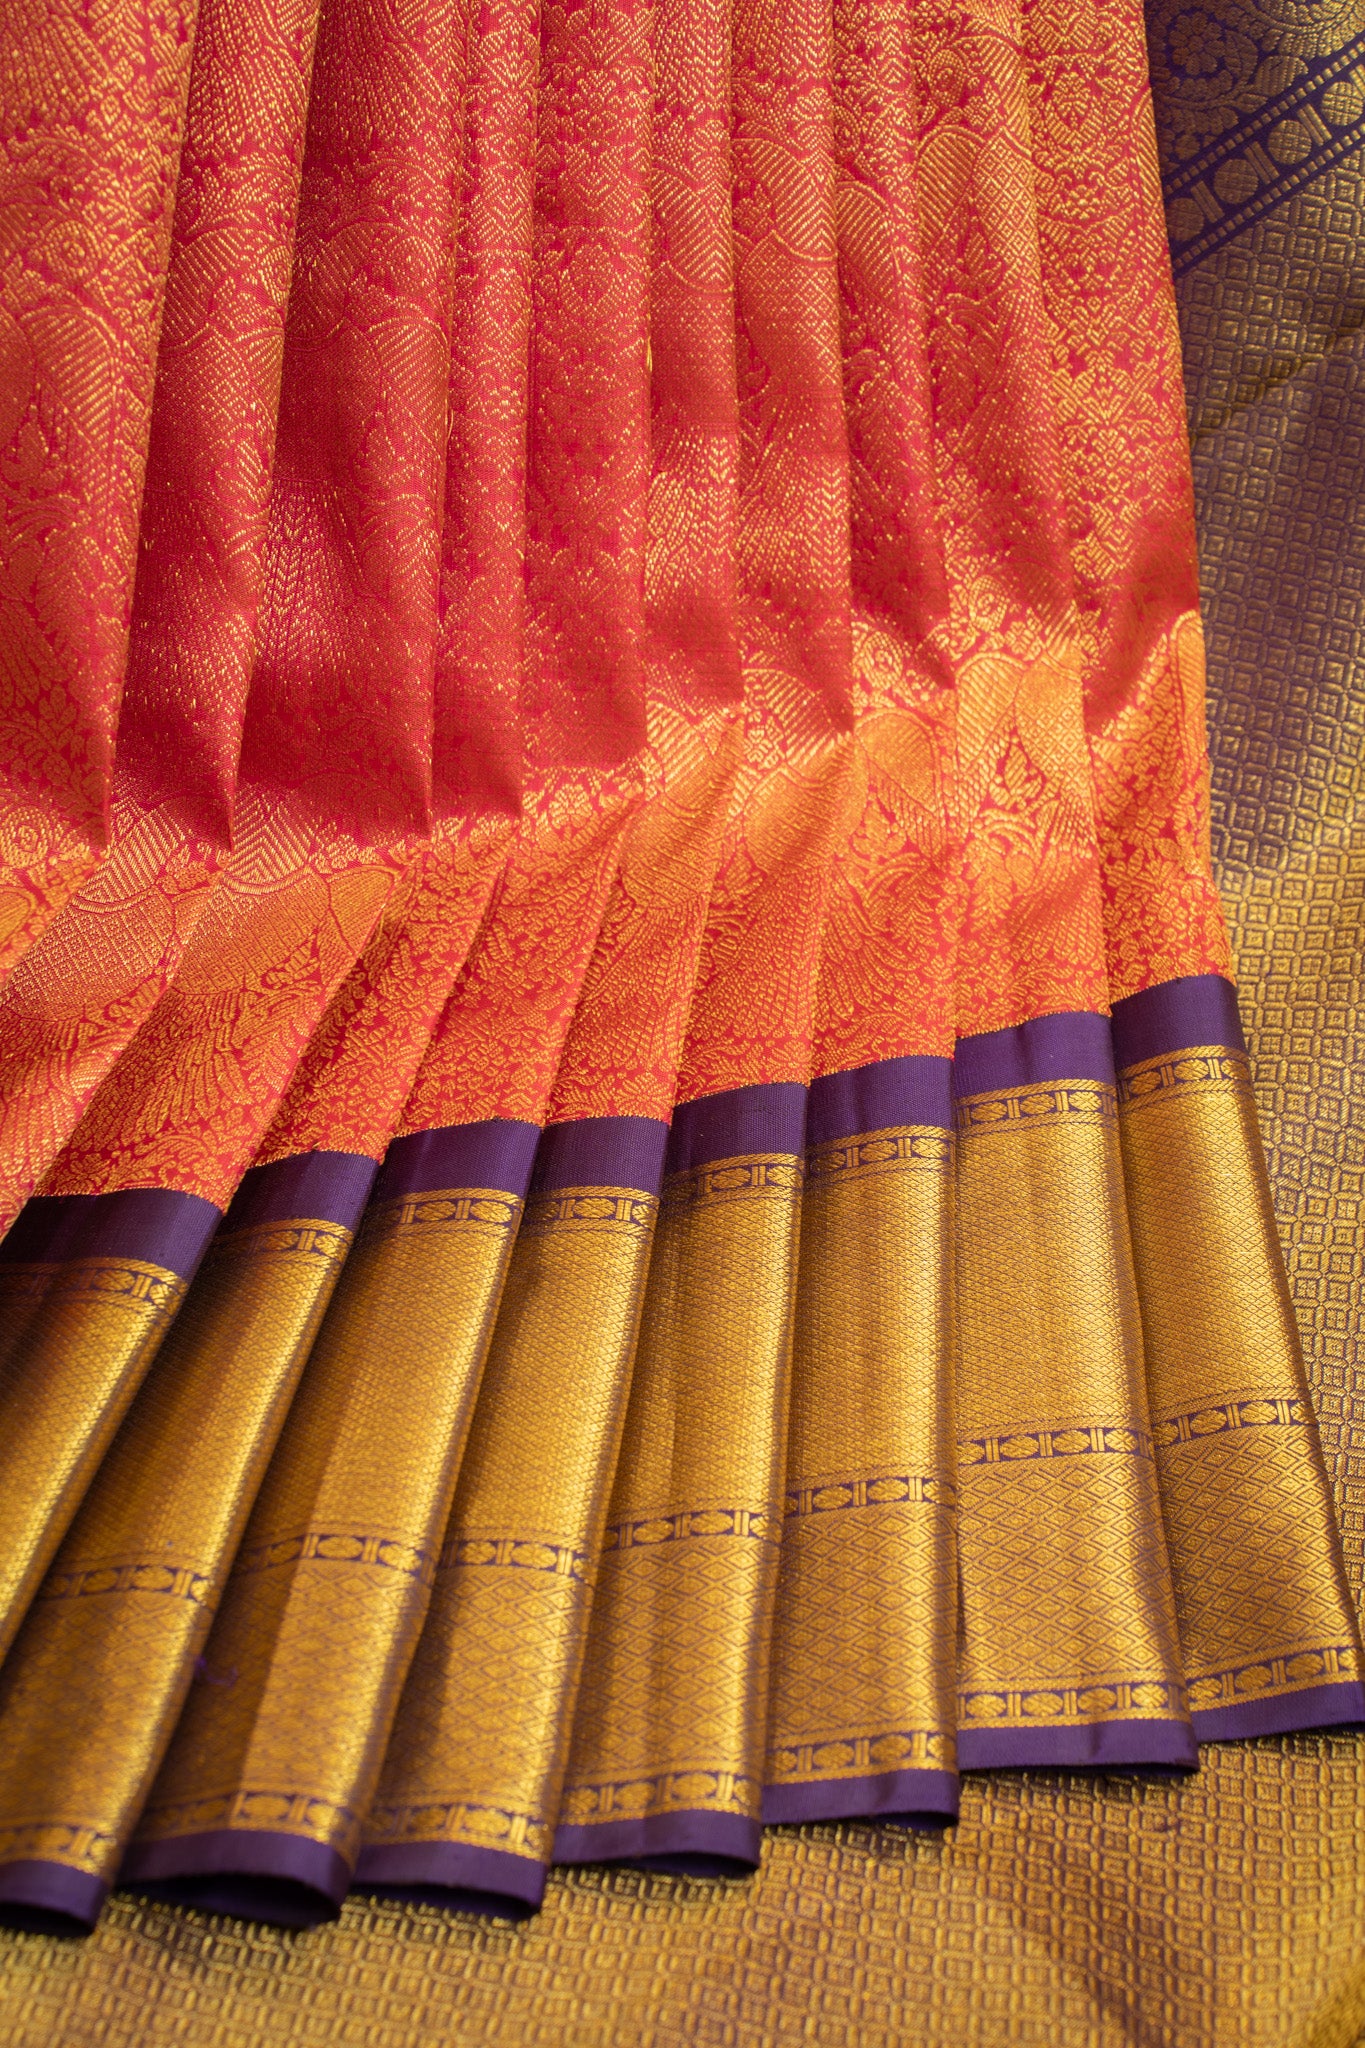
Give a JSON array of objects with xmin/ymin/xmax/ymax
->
[{"xmin": 0, "ymin": 0, "xmax": 1360, "ymax": 1971}]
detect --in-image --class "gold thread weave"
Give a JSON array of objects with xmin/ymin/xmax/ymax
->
[
  {"xmin": 0, "ymin": 1216, "xmax": 354, "ymax": 1886},
  {"xmin": 132, "ymin": 1188, "xmax": 522, "ymax": 1869},
  {"xmin": 953, "ymin": 1084, "xmax": 1188, "ymax": 1733},
  {"xmin": 0, "ymin": 1257, "xmax": 187, "ymax": 1665},
  {"xmin": 366, "ymin": 1186, "xmax": 658, "ymax": 1874},
  {"xmin": 560, "ymin": 1154, "xmax": 801, "ymax": 1842},
  {"xmin": 1118, "ymin": 1048, "xmax": 1365, "ymax": 1708},
  {"xmin": 766, "ymin": 1126, "xmax": 957, "ymax": 1795}
]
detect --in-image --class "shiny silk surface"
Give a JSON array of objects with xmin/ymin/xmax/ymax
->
[{"xmin": 1, "ymin": 0, "xmax": 1364, "ymax": 2019}]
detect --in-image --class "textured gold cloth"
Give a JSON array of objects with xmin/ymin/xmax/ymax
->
[{"xmin": 0, "ymin": 1216, "xmax": 352, "ymax": 1893}]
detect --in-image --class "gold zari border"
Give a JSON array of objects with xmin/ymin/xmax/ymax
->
[
  {"xmin": 767, "ymin": 1727, "xmax": 954, "ymax": 1784},
  {"xmin": 954, "ymin": 1080, "xmax": 1116, "ymax": 1135},
  {"xmin": 0, "ymin": 1259, "xmax": 186, "ymax": 1317},
  {"xmin": 1117, "ymin": 1045, "xmax": 1252, "ymax": 1108},
  {"xmin": 959, "ymin": 1676, "xmax": 1185, "ymax": 1730},
  {"xmin": 805, "ymin": 1127, "xmax": 952, "ymax": 1182},
  {"xmin": 557, "ymin": 1768, "xmax": 759, "ymax": 1830}
]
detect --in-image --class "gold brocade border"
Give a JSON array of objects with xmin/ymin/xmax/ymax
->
[
  {"xmin": 959, "ymin": 1423, "xmax": 1154, "ymax": 1467},
  {"xmin": 520, "ymin": 1190, "xmax": 657, "ymax": 1232},
  {"xmin": 558, "ymin": 1768, "xmax": 759, "ymax": 1830},
  {"xmin": 365, "ymin": 1797, "xmax": 553, "ymax": 1865},
  {"xmin": 203, "ymin": 1219, "xmax": 354, "ymax": 1265},
  {"xmin": 0, "ymin": 1820, "xmax": 118, "ymax": 1877},
  {"xmin": 784, "ymin": 1472, "xmax": 956, "ymax": 1516},
  {"xmin": 1187, "ymin": 1644, "xmax": 1359, "ymax": 1712},
  {"xmin": 230, "ymin": 1529, "xmax": 437, "ymax": 1583},
  {"xmin": 603, "ymin": 1503, "xmax": 782, "ymax": 1554},
  {"xmin": 1117, "ymin": 1045, "xmax": 1252, "ymax": 1108},
  {"xmin": 805, "ymin": 1127, "xmax": 952, "ymax": 1181},
  {"xmin": 357, "ymin": 1188, "xmax": 523, "ymax": 1241},
  {"xmin": 954, "ymin": 1080, "xmax": 1116, "ymax": 1135},
  {"xmin": 958, "ymin": 1676, "xmax": 1186, "ymax": 1729},
  {"xmin": 1154, "ymin": 1394, "xmax": 1310, "ymax": 1449},
  {"xmin": 133, "ymin": 1789, "xmax": 361, "ymax": 1848},
  {"xmin": 436, "ymin": 1533, "xmax": 592, "ymax": 1580},
  {"xmin": 36, "ymin": 1557, "xmax": 213, "ymax": 1606},
  {"xmin": 0, "ymin": 1258, "xmax": 186, "ymax": 1316},
  {"xmin": 766, "ymin": 1728, "xmax": 955, "ymax": 1784},
  {"xmin": 660, "ymin": 1156, "xmax": 803, "ymax": 1209}
]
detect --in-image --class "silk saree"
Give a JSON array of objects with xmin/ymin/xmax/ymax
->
[{"xmin": 0, "ymin": 0, "xmax": 1361, "ymax": 1983}]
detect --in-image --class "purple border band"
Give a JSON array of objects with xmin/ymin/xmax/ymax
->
[
  {"xmin": 1111, "ymin": 974, "xmax": 1244, "ymax": 1067},
  {"xmin": 950, "ymin": 976, "xmax": 1245, "ymax": 1100},
  {"xmin": 0, "ymin": 1187, "xmax": 220, "ymax": 1278},
  {"xmin": 354, "ymin": 1840, "xmax": 545, "ymax": 1912},
  {"xmin": 0, "ymin": 1859, "xmax": 108, "ymax": 1934},
  {"xmin": 553, "ymin": 1811, "xmax": 761, "ymax": 1872},
  {"xmin": 532, "ymin": 1115, "xmax": 669, "ymax": 1197},
  {"xmin": 1192, "ymin": 1679, "xmax": 1365, "ymax": 1744},
  {"xmin": 222, "ymin": 1150, "xmax": 377, "ymax": 1235},
  {"xmin": 118, "ymin": 1828, "xmax": 351, "ymax": 1929},
  {"xmin": 667, "ymin": 1083, "xmax": 807, "ymax": 1175},
  {"xmin": 762, "ymin": 1769, "xmax": 958, "ymax": 1826},
  {"xmin": 375, "ymin": 1118, "xmax": 541, "ymax": 1204},
  {"xmin": 808, "ymin": 1056, "xmax": 953, "ymax": 1145},
  {"xmin": 953, "ymin": 1011, "xmax": 1115, "ymax": 1097},
  {"xmin": 958, "ymin": 1717, "xmax": 1199, "ymax": 1771}
]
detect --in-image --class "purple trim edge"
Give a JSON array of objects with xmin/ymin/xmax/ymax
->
[
  {"xmin": 532, "ymin": 1115, "xmax": 669, "ymax": 1197},
  {"xmin": 0, "ymin": 1859, "xmax": 108, "ymax": 1932},
  {"xmin": 553, "ymin": 1810, "xmax": 761, "ymax": 1871},
  {"xmin": 953, "ymin": 1011, "xmax": 1114, "ymax": 1097},
  {"xmin": 118, "ymin": 1829, "xmax": 351, "ymax": 1929},
  {"xmin": 222, "ymin": 1151, "xmax": 377, "ymax": 1234},
  {"xmin": 375, "ymin": 1119, "xmax": 541, "ymax": 1203},
  {"xmin": 0, "ymin": 1187, "xmax": 220, "ymax": 1276},
  {"xmin": 808, "ymin": 1055, "xmax": 953, "ymax": 1145},
  {"xmin": 354, "ymin": 1840, "xmax": 545, "ymax": 1911},
  {"xmin": 667, "ymin": 1082, "xmax": 807, "ymax": 1175},
  {"xmin": 1192, "ymin": 1679, "xmax": 1365, "ymax": 1744},
  {"xmin": 957, "ymin": 1717, "xmax": 1199, "ymax": 1771},
  {"xmin": 1111, "ymin": 974, "xmax": 1244, "ymax": 1066},
  {"xmin": 762, "ymin": 1768, "xmax": 959, "ymax": 1825}
]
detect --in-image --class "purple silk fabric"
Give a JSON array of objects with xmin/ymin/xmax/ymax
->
[
  {"xmin": 0, "ymin": 1859, "xmax": 109, "ymax": 1937},
  {"xmin": 952, "ymin": 1008, "xmax": 1116, "ymax": 1096},
  {"xmin": 221, "ymin": 1149, "xmax": 377, "ymax": 1233},
  {"xmin": 666, "ymin": 1080, "xmax": 808, "ymax": 1173},
  {"xmin": 554, "ymin": 1812, "xmax": 762, "ymax": 1874},
  {"xmin": 532, "ymin": 1114, "xmax": 669, "ymax": 1196},
  {"xmin": 957, "ymin": 1723, "xmax": 1199, "ymax": 1772},
  {"xmin": 761, "ymin": 1769, "xmax": 960, "ymax": 1826},
  {"xmin": 375, "ymin": 1116, "xmax": 542, "ymax": 1202},
  {"xmin": 123, "ymin": 1831, "xmax": 352, "ymax": 1930},
  {"xmin": 1110, "ymin": 972, "xmax": 1246, "ymax": 1066},
  {"xmin": 808, "ymin": 1054, "xmax": 952, "ymax": 1142},
  {"xmin": 0, "ymin": 1186, "xmax": 220, "ymax": 1277},
  {"xmin": 356, "ymin": 1842, "xmax": 546, "ymax": 1916},
  {"xmin": 1191, "ymin": 1683, "xmax": 1365, "ymax": 1743}
]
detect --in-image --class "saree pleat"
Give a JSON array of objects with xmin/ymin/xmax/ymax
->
[
  {"xmin": 359, "ymin": 744, "xmax": 739, "ymax": 1914},
  {"xmin": 553, "ymin": 0, "xmax": 862, "ymax": 1879},
  {"xmin": 0, "ymin": 0, "xmax": 1362, "ymax": 1952},
  {"xmin": 0, "ymin": 0, "xmax": 200, "ymax": 985},
  {"xmin": 357, "ymin": 0, "xmax": 746, "ymax": 1903},
  {"xmin": 0, "ymin": 0, "xmax": 467, "ymax": 1737},
  {"xmin": 0, "ymin": 0, "xmax": 322, "ymax": 1228},
  {"xmin": 103, "ymin": 0, "xmax": 659, "ymax": 1925},
  {"xmin": 0, "ymin": 1165, "xmax": 363, "ymax": 1926}
]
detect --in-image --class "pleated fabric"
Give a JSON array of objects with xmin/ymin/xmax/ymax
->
[{"xmin": 0, "ymin": 0, "xmax": 1359, "ymax": 1936}]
